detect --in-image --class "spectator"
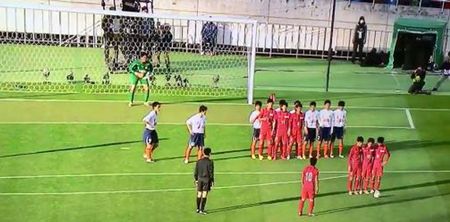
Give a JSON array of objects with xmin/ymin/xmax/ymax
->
[
  {"xmin": 352, "ymin": 16, "xmax": 367, "ymax": 64},
  {"xmin": 432, "ymin": 57, "xmax": 450, "ymax": 91},
  {"xmin": 201, "ymin": 22, "xmax": 218, "ymax": 56},
  {"xmin": 408, "ymin": 67, "xmax": 430, "ymax": 95}
]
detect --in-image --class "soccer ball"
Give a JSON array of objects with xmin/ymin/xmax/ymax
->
[{"xmin": 373, "ymin": 190, "xmax": 380, "ymax": 198}]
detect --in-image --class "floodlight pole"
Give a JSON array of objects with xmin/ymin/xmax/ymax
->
[{"xmin": 325, "ymin": 0, "xmax": 337, "ymax": 92}]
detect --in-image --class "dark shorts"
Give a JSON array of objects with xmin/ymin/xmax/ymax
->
[
  {"xmin": 143, "ymin": 129, "xmax": 159, "ymax": 145},
  {"xmin": 319, "ymin": 127, "xmax": 332, "ymax": 141},
  {"xmin": 331, "ymin": 127, "xmax": 344, "ymax": 141},
  {"xmin": 253, "ymin": 128, "xmax": 261, "ymax": 140},
  {"xmin": 197, "ymin": 180, "xmax": 212, "ymax": 192},
  {"xmin": 189, "ymin": 133, "xmax": 205, "ymax": 148},
  {"xmin": 306, "ymin": 128, "xmax": 317, "ymax": 142}
]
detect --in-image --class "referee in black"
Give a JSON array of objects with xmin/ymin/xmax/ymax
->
[{"xmin": 194, "ymin": 147, "xmax": 214, "ymax": 215}]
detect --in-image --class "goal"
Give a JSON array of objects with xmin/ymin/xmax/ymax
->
[{"xmin": 0, "ymin": 2, "xmax": 257, "ymax": 104}]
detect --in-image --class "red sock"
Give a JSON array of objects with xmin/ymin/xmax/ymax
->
[
  {"xmin": 347, "ymin": 178, "xmax": 353, "ymax": 192},
  {"xmin": 329, "ymin": 142, "xmax": 334, "ymax": 156},
  {"xmin": 258, "ymin": 141, "xmax": 264, "ymax": 156},
  {"xmin": 301, "ymin": 143, "xmax": 306, "ymax": 157},
  {"xmin": 298, "ymin": 200, "xmax": 304, "ymax": 214},
  {"xmin": 363, "ymin": 178, "xmax": 368, "ymax": 190},
  {"xmin": 355, "ymin": 177, "xmax": 360, "ymax": 190},
  {"xmin": 308, "ymin": 200, "xmax": 314, "ymax": 214},
  {"xmin": 316, "ymin": 142, "xmax": 321, "ymax": 157},
  {"xmin": 285, "ymin": 144, "xmax": 290, "ymax": 158},
  {"xmin": 267, "ymin": 142, "xmax": 272, "ymax": 157},
  {"xmin": 375, "ymin": 178, "xmax": 381, "ymax": 190}
]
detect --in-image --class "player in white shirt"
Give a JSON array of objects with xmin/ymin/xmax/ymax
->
[
  {"xmin": 142, "ymin": 102, "xmax": 161, "ymax": 163},
  {"xmin": 317, "ymin": 100, "xmax": 334, "ymax": 159},
  {"xmin": 303, "ymin": 101, "xmax": 319, "ymax": 159},
  {"xmin": 249, "ymin": 101, "xmax": 262, "ymax": 159},
  {"xmin": 184, "ymin": 105, "xmax": 208, "ymax": 164},
  {"xmin": 330, "ymin": 101, "xmax": 347, "ymax": 158}
]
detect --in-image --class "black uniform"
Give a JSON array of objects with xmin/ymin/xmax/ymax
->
[
  {"xmin": 194, "ymin": 157, "xmax": 214, "ymax": 192},
  {"xmin": 352, "ymin": 17, "xmax": 367, "ymax": 63}
]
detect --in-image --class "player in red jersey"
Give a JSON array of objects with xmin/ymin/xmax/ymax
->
[
  {"xmin": 361, "ymin": 138, "xmax": 375, "ymax": 194},
  {"xmin": 347, "ymin": 136, "xmax": 363, "ymax": 195},
  {"xmin": 371, "ymin": 137, "xmax": 391, "ymax": 197},
  {"xmin": 258, "ymin": 98, "xmax": 275, "ymax": 160},
  {"xmin": 273, "ymin": 100, "xmax": 290, "ymax": 160},
  {"xmin": 289, "ymin": 101, "xmax": 304, "ymax": 159},
  {"xmin": 298, "ymin": 157, "xmax": 319, "ymax": 217}
]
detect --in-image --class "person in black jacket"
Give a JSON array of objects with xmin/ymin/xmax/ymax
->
[
  {"xmin": 194, "ymin": 147, "xmax": 214, "ymax": 215},
  {"xmin": 352, "ymin": 16, "xmax": 367, "ymax": 64},
  {"xmin": 408, "ymin": 67, "xmax": 431, "ymax": 95}
]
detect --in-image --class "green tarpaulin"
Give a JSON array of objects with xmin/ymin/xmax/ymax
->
[{"xmin": 387, "ymin": 18, "xmax": 447, "ymax": 69}]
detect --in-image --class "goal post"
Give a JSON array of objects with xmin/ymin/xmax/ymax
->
[{"xmin": 0, "ymin": 2, "xmax": 257, "ymax": 104}]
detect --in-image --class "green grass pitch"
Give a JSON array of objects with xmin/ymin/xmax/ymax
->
[{"xmin": 0, "ymin": 51, "xmax": 450, "ymax": 221}]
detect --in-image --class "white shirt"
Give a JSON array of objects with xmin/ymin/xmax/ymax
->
[
  {"xmin": 333, "ymin": 109, "xmax": 347, "ymax": 127},
  {"xmin": 143, "ymin": 110, "xmax": 157, "ymax": 130},
  {"xmin": 304, "ymin": 109, "xmax": 319, "ymax": 129},
  {"xmin": 319, "ymin": 109, "xmax": 334, "ymax": 128},
  {"xmin": 249, "ymin": 110, "xmax": 261, "ymax": 129},
  {"xmin": 186, "ymin": 113, "xmax": 207, "ymax": 134}
]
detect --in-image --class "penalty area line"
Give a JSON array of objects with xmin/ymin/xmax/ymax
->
[{"xmin": 0, "ymin": 175, "xmax": 346, "ymax": 196}]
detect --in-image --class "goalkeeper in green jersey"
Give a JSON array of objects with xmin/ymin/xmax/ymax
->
[{"xmin": 128, "ymin": 51, "xmax": 153, "ymax": 107}]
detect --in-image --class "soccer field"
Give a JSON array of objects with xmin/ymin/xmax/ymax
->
[{"xmin": 0, "ymin": 86, "xmax": 450, "ymax": 221}]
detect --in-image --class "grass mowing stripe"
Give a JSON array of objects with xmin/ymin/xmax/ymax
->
[
  {"xmin": 0, "ymin": 175, "xmax": 347, "ymax": 196},
  {"xmin": 1, "ymin": 98, "xmax": 450, "ymax": 111},
  {"xmin": 0, "ymin": 121, "xmax": 412, "ymax": 129},
  {"xmin": 1, "ymin": 170, "xmax": 449, "ymax": 179}
]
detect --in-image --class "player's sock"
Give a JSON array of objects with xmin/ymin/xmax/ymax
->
[
  {"xmin": 363, "ymin": 178, "xmax": 368, "ymax": 190},
  {"xmin": 267, "ymin": 143, "xmax": 272, "ymax": 158},
  {"xmin": 301, "ymin": 143, "xmax": 306, "ymax": 157},
  {"xmin": 309, "ymin": 143, "xmax": 313, "ymax": 157},
  {"xmin": 375, "ymin": 179, "xmax": 381, "ymax": 190},
  {"xmin": 308, "ymin": 200, "xmax": 314, "ymax": 215},
  {"xmin": 347, "ymin": 178, "xmax": 353, "ymax": 192},
  {"xmin": 197, "ymin": 149, "xmax": 203, "ymax": 160},
  {"xmin": 200, "ymin": 197, "xmax": 207, "ymax": 211},
  {"xmin": 196, "ymin": 197, "xmax": 201, "ymax": 210},
  {"xmin": 355, "ymin": 178, "xmax": 360, "ymax": 191},
  {"xmin": 316, "ymin": 142, "xmax": 321, "ymax": 157},
  {"xmin": 258, "ymin": 142, "xmax": 264, "ymax": 156},
  {"xmin": 298, "ymin": 200, "xmax": 304, "ymax": 215},
  {"xmin": 323, "ymin": 143, "xmax": 328, "ymax": 157},
  {"xmin": 329, "ymin": 142, "xmax": 334, "ymax": 156},
  {"xmin": 286, "ymin": 144, "xmax": 291, "ymax": 159},
  {"xmin": 338, "ymin": 141, "xmax": 344, "ymax": 156},
  {"xmin": 144, "ymin": 88, "xmax": 150, "ymax": 102},
  {"xmin": 185, "ymin": 147, "xmax": 192, "ymax": 161},
  {"xmin": 129, "ymin": 87, "xmax": 136, "ymax": 103}
]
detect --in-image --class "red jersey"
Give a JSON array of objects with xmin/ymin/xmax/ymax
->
[
  {"xmin": 362, "ymin": 144, "xmax": 375, "ymax": 166},
  {"xmin": 275, "ymin": 110, "xmax": 290, "ymax": 135},
  {"xmin": 302, "ymin": 165, "xmax": 319, "ymax": 191},
  {"xmin": 259, "ymin": 108, "xmax": 275, "ymax": 131},
  {"xmin": 373, "ymin": 144, "xmax": 390, "ymax": 167},
  {"xmin": 289, "ymin": 111, "xmax": 304, "ymax": 133},
  {"xmin": 348, "ymin": 145, "xmax": 362, "ymax": 167}
]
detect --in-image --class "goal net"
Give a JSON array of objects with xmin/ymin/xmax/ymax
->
[{"xmin": 0, "ymin": 3, "xmax": 257, "ymax": 103}]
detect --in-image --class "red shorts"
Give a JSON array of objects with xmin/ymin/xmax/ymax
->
[
  {"xmin": 301, "ymin": 188, "xmax": 315, "ymax": 200},
  {"xmin": 275, "ymin": 133, "xmax": 289, "ymax": 144},
  {"xmin": 361, "ymin": 163, "xmax": 373, "ymax": 178},
  {"xmin": 372, "ymin": 165, "xmax": 384, "ymax": 177},
  {"xmin": 349, "ymin": 165, "xmax": 361, "ymax": 177},
  {"xmin": 290, "ymin": 131, "xmax": 303, "ymax": 144},
  {"xmin": 259, "ymin": 129, "xmax": 273, "ymax": 141}
]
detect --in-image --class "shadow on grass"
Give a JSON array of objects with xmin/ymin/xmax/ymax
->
[
  {"xmin": 208, "ymin": 179, "xmax": 450, "ymax": 214},
  {"xmin": 0, "ymin": 92, "xmax": 76, "ymax": 100},
  {"xmin": 156, "ymin": 147, "xmax": 249, "ymax": 162},
  {"xmin": 0, "ymin": 139, "xmax": 165, "ymax": 158}
]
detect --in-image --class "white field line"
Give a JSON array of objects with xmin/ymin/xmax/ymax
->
[
  {"xmin": 0, "ymin": 121, "xmax": 413, "ymax": 129},
  {"xmin": 0, "ymin": 175, "xmax": 346, "ymax": 196},
  {"xmin": 1, "ymin": 170, "xmax": 449, "ymax": 180},
  {"xmin": 405, "ymin": 108, "xmax": 416, "ymax": 129},
  {"xmin": 1, "ymin": 98, "xmax": 450, "ymax": 111},
  {"xmin": 389, "ymin": 71, "xmax": 402, "ymax": 91}
]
